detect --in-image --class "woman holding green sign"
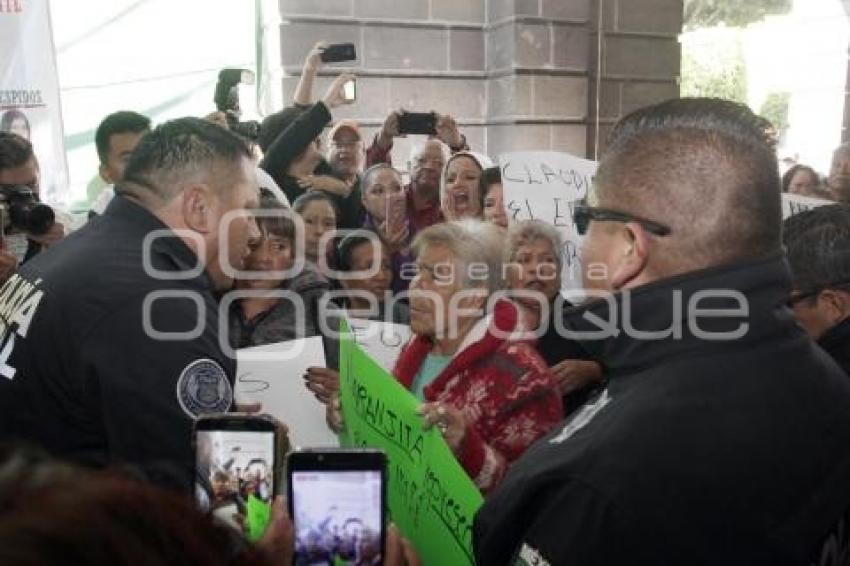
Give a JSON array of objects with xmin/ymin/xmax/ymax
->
[{"xmin": 394, "ymin": 220, "xmax": 563, "ymax": 494}]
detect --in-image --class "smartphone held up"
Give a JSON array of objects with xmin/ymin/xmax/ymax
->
[
  {"xmin": 288, "ymin": 449, "xmax": 387, "ymax": 566},
  {"xmin": 320, "ymin": 43, "xmax": 357, "ymax": 63},
  {"xmin": 194, "ymin": 414, "xmax": 281, "ymax": 542}
]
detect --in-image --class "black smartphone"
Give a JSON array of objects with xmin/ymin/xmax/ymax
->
[
  {"xmin": 288, "ymin": 449, "xmax": 387, "ymax": 565},
  {"xmin": 194, "ymin": 414, "xmax": 280, "ymax": 542},
  {"xmin": 398, "ymin": 111, "xmax": 437, "ymax": 136},
  {"xmin": 321, "ymin": 43, "xmax": 357, "ymax": 63}
]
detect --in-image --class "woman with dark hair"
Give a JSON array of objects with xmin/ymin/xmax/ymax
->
[
  {"xmin": 0, "ymin": 109, "xmax": 30, "ymax": 140},
  {"xmin": 782, "ymin": 164, "xmax": 829, "ymax": 198},
  {"xmin": 304, "ymin": 229, "xmax": 410, "ymax": 405},
  {"xmin": 481, "ymin": 166, "xmax": 508, "ymax": 229},
  {"xmin": 292, "ymin": 191, "xmax": 339, "ymax": 268},
  {"xmin": 0, "ymin": 451, "xmax": 284, "ymax": 566},
  {"xmin": 440, "ymin": 152, "xmax": 491, "ymax": 221},
  {"xmin": 360, "ymin": 164, "xmax": 414, "ymax": 293},
  {"xmin": 229, "ymin": 190, "xmax": 330, "ymax": 349}
]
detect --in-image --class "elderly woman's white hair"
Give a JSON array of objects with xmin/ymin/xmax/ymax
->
[
  {"xmin": 411, "ymin": 219, "xmax": 504, "ymax": 295},
  {"xmin": 408, "ymin": 139, "xmax": 451, "ymax": 170},
  {"xmin": 503, "ymin": 220, "xmax": 564, "ymax": 286}
]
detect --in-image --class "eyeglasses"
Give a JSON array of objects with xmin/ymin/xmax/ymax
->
[
  {"xmin": 572, "ymin": 205, "xmax": 672, "ymax": 237},
  {"xmin": 330, "ymin": 141, "xmax": 363, "ymax": 150},
  {"xmin": 786, "ymin": 283, "xmax": 850, "ymax": 307},
  {"xmin": 786, "ymin": 290, "xmax": 820, "ymax": 307}
]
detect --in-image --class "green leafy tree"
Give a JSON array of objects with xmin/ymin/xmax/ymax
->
[
  {"xmin": 759, "ymin": 91, "xmax": 790, "ymax": 131},
  {"xmin": 681, "ymin": 29, "xmax": 747, "ymax": 103},
  {"xmin": 684, "ymin": 0, "xmax": 792, "ymax": 30}
]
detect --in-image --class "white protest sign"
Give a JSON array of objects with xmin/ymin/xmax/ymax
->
[
  {"xmin": 782, "ymin": 192, "xmax": 832, "ymax": 219},
  {"xmin": 346, "ymin": 317, "xmax": 411, "ymax": 372},
  {"xmin": 234, "ymin": 337, "xmax": 338, "ymax": 449},
  {"xmin": 499, "ymin": 151, "xmax": 598, "ymax": 292}
]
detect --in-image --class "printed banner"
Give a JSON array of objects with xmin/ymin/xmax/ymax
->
[
  {"xmin": 0, "ymin": 0, "xmax": 69, "ymax": 206},
  {"xmin": 338, "ymin": 319, "xmax": 484, "ymax": 566},
  {"xmin": 499, "ymin": 151, "xmax": 597, "ymax": 293}
]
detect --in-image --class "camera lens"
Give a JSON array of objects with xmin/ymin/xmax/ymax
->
[{"xmin": 24, "ymin": 204, "xmax": 55, "ymax": 236}]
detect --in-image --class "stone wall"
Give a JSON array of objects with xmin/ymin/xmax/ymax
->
[
  {"xmin": 275, "ymin": 0, "xmax": 682, "ymax": 164},
  {"xmin": 588, "ymin": 0, "xmax": 682, "ymax": 157}
]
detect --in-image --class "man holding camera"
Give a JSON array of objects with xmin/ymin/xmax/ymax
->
[{"xmin": 0, "ymin": 132, "xmax": 65, "ymax": 282}]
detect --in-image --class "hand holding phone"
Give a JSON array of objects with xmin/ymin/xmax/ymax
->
[
  {"xmin": 288, "ymin": 449, "xmax": 387, "ymax": 565},
  {"xmin": 397, "ymin": 112, "xmax": 437, "ymax": 136},
  {"xmin": 194, "ymin": 414, "xmax": 283, "ymax": 542},
  {"xmin": 323, "ymin": 73, "xmax": 357, "ymax": 109},
  {"xmin": 321, "ymin": 43, "xmax": 357, "ymax": 63}
]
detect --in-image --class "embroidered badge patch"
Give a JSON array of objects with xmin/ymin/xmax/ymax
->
[{"xmin": 176, "ymin": 358, "xmax": 233, "ymax": 418}]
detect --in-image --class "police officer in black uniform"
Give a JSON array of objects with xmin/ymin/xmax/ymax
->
[
  {"xmin": 474, "ymin": 99, "xmax": 850, "ymax": 565},
  {"xmin": 0, "ymin": 118, "xmax": 260, "ymax": 488}
]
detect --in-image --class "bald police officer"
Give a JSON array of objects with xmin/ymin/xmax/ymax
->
[{"xmin": 0, "ymin": 118, "xmax": 260, "ymax": 487}]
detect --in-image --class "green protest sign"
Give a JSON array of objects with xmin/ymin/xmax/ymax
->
[
  {"xmin": 338, "ymin": 319, "xmax": 484, "ymax": 566},
  {"xmin": 245, "ymin": 494, "xmax": 271, "ymax": 542}
]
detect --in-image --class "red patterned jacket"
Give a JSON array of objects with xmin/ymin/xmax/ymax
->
[{"xmin": 393, "ymin": 300, "xmax": 563, "ymax": 494}]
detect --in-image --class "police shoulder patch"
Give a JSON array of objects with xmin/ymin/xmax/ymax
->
[{"xmin": 176, "ymin": 358, "xmax": 233, "ymax": 419}]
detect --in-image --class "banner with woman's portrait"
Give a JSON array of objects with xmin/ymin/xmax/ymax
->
[{"xmin": 1, "ymin": 0, "xmax": 69, "ymax": 207}]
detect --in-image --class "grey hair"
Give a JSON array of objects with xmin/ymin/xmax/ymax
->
[
  {"xmin": 411, "ymin": 219, "xmax": 504, "ymax": 295},
  {"xmin": 503, "ymin": 220, "xmax": 564, "ymax": 274},
  {"xmin": 408, "ymin": 139, "xmax": 450, "ymax": 172}
]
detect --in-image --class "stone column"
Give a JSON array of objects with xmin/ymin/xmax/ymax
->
[
  {"xmin": 588, "ymin": 0, "xmax": 682, "ymax": 157},
  {"xmin": 484, "ymin": 0, "xmax": 591, "ymax": 158}
]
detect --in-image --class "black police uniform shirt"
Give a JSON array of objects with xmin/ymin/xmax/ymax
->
[
  {"xmin": 474, "ymin": 254, "xmax": 850, "ymax": 566},
  {"xmin": 0, "ymin": 195, "xmax": 235, "ymax": 486}
]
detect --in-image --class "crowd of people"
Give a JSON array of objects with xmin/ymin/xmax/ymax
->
[{"xmin": 1, "ymin": 40, "xmax": 850, "ymax": 565}]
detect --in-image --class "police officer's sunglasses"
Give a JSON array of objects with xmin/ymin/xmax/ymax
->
[
  {"xmin": 786, "ymin": 283, "xmax": 850, "ymax": 307},
  {"xmin": 573, "ymin": 205, "xmax": 672, "ymax": 237}
]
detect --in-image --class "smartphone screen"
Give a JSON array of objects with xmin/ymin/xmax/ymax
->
[
  {"xmin": 195, "ymin": 428, "xmax": 275, "ymax": 540},
  {"xmin": 290, "ymin": 469, "xmax": 384, "ymax": 565},
  {"xmin": 398, "ymin": 112, "xmax": 436, "ymax": 136},
  {"xmin": 321, "ymin": 43, "xmax": 357, "ymax": 63},
  {"xmin": 343, "ymin": 80, "xmax": 356, "ymax": 102}
]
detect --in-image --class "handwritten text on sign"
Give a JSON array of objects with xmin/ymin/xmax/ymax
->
[
  {"xmin": 235, "ymin": 338, "xmax": 338, "ymax": 448},
  {"xmin": 781, "ymin": 192, "xmax": 832, "ymax": 219},
  {"xmin": 339, "ymin": 320, "xmax": 483, "ymax": 566},
  {"xmin": 500, "ymin": 151, "xmax": 598, "ymax": 291}
]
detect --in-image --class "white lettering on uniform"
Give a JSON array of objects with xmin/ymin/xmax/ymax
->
[
  {"xmin": 12, "ymin": 289, "xmax": 43, "ymax": 338},
  {"xmin": 549, "ymin": 388, "xmax": 611, "ymax": 445},
  {"xmin": 0, "ymin": 274, "xmax": 46, "ymax": 380},
  {"xmin": 517, "ymin": 542, "xmax": 552, "ymax": 566}
]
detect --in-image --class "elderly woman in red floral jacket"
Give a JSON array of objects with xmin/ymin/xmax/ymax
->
[{"xmin": 396, "ymin": 219, "xmax": 563, "ymax": 494}]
